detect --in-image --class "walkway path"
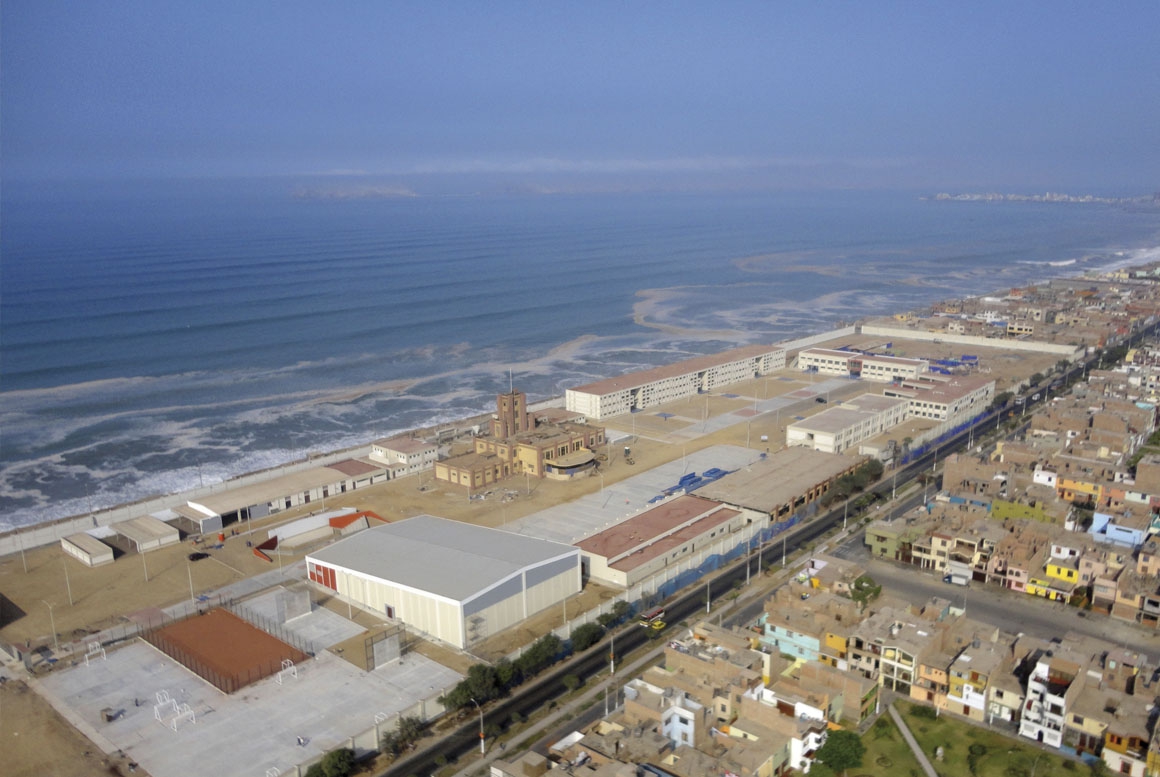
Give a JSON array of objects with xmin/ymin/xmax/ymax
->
[{"xmin": 888, "ymin": 703, "xmax": 939, "ymax": 777}]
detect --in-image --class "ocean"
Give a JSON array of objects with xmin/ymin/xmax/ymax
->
[{"xmin": 3, "ymin": 182, "xmax": 1159, "ymax": 531}]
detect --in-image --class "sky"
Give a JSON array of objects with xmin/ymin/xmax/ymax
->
[{"xmin": 3, "ymin": 1, "xmax": 1159, "ymax": 193}]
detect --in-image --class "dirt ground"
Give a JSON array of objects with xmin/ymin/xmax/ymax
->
[
  {"xmin": 0, "ymin": 335, "xmax": 1054, "ymax": 654},
  {"xmin": 0, "ymin": 331, "xmax": 1056, "ymax": 775},
  {"xmin": 0, "ymin": 677, "xmax": 146, "ymax": 777}
]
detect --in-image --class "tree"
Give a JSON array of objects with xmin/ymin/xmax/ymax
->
[
  {"xmin": 611, "ymin": 600, "xmax": 631, "ymax": 622},
  {"xmin": 380, "ymin": 715, "xmax": 426, "ymax": 758},
  {"xmin": 815, "ymin": 730, "xmax": 865, "ymax": 777},
  {"xmin": 494, "ymin": 657, "xmax": 520, "ymax": 689},
  {"xmin": 990, "ymin": 391, "xmax": 1014, "ymax": 410},
  {"xmin": 465, "ymin": 663, "xmax": 500, "ymax": 702},
  {"xmin": 1030, "ymin": 372, "xmax": 1045, "ymax": 386},
  {"xmin": 320, "ymin": 748, "xmax": 355, "ymax": 777},
  {"xmin": 571, "ymin": 622, "xmax": 604, "ymax": 651},
  {"xmin": 562, "ymin": 674, "xmax": 581, "ymax": 692}
]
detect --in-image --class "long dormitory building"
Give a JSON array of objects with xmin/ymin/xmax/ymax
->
[{"xmin": 565, "ymin": 345, "xmax": 787, "ymax": 421}]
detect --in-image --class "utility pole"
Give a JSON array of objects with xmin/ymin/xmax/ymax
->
[
  {"xmin": 62, "ymin": 560, "xmax": 74, "ymax": 606},
  {"xmin": 470, "ymin": 698, "xmax": 485, "ymax": 755},
  {"xmin": 43, "ymin": 600, "xmax": 58, "ymax": 652},
  {"xmin": 705, "ymin": 579, "xmax": 711, "ymax": 614}
]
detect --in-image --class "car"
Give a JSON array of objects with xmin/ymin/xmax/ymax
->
[
  {"xmin": 649, "ymin": 620, "xmax": 666, "ymax": 631},
  {"xmin": 815, "ymin": 396, "xmax": 827, "ymax": 403},
  {"xmin": 188, "ymin": 551, "xmax": 210, "ymax": 562}
]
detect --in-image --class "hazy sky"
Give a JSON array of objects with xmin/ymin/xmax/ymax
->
[{"xmin": 3, "ymin": 2, "xmax": 1159, "ymax": 192}]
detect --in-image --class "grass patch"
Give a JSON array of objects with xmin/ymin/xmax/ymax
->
[
  {"xmin": 897, "ymin": 701, "xmax": 1075, "ymax": 777},
  {"xmin": 808, "ymin": 715, "xmax": 923, "ymax": 777}
]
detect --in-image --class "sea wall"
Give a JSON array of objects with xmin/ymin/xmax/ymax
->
[
  {"xmin": 780, "ymin": 325, "xmax": 859, "ymax": 353},
  {"xmin": 0, "ymin": 444, "xmax": 373, "ymax": 557},
  {"xmin": 859, "ymin": 324, "xmax": 1083, "ymax": 358}
]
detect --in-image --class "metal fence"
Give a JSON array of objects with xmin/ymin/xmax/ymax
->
[
  {"xmin": 228, "ymin": 601, "xmax": 318, "ymax": 658},
  {"xmin": 142, "ymin": 628, "xmax": 301, "ymax": 695}
]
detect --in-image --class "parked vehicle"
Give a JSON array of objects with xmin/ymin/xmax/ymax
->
[
  {"xmin": 638, "ymin": 607, "xmax": 665, "ymax": 626},
  {"xmin": 943, "ymin": 574, "xmax": 968, "ymax": 586}
]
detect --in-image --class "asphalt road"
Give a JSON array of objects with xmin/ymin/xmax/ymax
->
[{"xmin": 832, "ymin": 529, "xmax": 1160, "ymax": 659}]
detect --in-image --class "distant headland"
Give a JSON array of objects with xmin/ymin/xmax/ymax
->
[{"xmin": 925, "ymin": 191, "xmax": 1160, "ymax": 205}]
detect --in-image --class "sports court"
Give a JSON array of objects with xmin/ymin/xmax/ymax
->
[
  {"xmin": 40, "ymin": 639, "xmax": 461, "ymax": 777},
  {"xmin": 144, "ymin": 608, "xmax": 308, "ymax": 693}
]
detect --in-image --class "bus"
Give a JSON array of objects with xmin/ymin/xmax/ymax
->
[{"xmin": 638, "ymin": 607, "xmax": 665, "ymax": 626}]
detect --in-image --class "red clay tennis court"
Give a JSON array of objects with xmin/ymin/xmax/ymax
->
[{"xmin": 144, "ymin": 608, "xmax": 308, "ymax": 694}]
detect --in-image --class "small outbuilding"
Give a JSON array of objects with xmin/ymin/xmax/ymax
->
[
  {"xmin": 111, "ymin": 515, "xmax": 180, "ymax": 552},
  {"xmin": 61, "ymin": 533, "xmax": 115, "ymax": 567}
]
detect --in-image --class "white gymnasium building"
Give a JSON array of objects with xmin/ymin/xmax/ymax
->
[
  {"xmin": 566, "ymin": 345, "xmax": 786, "ymax": 421},
  {"xmin": 305, "ymin": 515, "xmax": 581, "ymax": 649}
]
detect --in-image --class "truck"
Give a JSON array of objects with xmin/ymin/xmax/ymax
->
[{"xmin": 943, "ymin": 573, "xmax": 969, "ymax": 587}]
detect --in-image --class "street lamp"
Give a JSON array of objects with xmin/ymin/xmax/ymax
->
[{"xmin": 470, "ymin": 698, "xmax": 485, "ymax": 754}]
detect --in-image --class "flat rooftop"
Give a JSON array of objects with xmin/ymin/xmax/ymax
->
[
  {"xmin": 197, "ymin": 459, "xmax": 386, "ymax": 515},
  {"xmin": 307, "ymin": 515, "xmax": 577, "ymax": 603},
  {"xmin": 572, "ymin": 344, "xmax": 783, "ymax": 396},
  {"xmin": 111, "ymin": 515, "xmax": 178, "ymax": 546},
  {"xmin": 575, "ymin": 495, "xmax": 740, "ymax": 571},
  {"xmin": 789, "ymin": 406, "xmax": 875, "ymax": 434},
  {"xmin": 844, "ymin": 394, "xmax": 909, "ymax": 413},
  {"xmin": 695, "ymin": 447, "xmax": 857, "ymax": 513}
]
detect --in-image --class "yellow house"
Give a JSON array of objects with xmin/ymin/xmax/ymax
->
[
  {"xmin": 912, "ymin": 660, "xmax": 949, "ymax": 711},
  {"xmin": 1056, "ymin": 476, "xmax": 1103, "ymax": 505},
  {"xmin": 1025, "ymin": 576, "xmax": 1073, "ymax": 601},
  {"xmin": 822, "ymin": 630, "xmax": 848, "ymax": 667},
  {"xmin": 1045, "ymin": 559, "xmax": 1081, "ymax": 585}
]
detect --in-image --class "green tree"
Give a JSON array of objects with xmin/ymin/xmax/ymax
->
[
  {"xmin": 990, "ymin": 391, "xmax": 1013, "ymax": 410},
  {"xmin": 1029, "ymin": 372, "xmax": 1045, "ymax": 386},
  {"xmin": 320, "ymin": 748, "xmax": 355, "ymax": 777},
  {"xmin": 815, "ymin": 730, "xmax": 865, "ymax": 777},
  {"xmin": 562, "ymin": 674, "xmax": 581, "ymax": 692},
  {"xmin": 611, "ymin": 600, "xmax": 631, "ymax": 622},
  {"xmin": 494, "ymin": 657, "xmax": 520, "ymax": 690},
  {"xmin": 465, "ymin": 663, "xmax": 500, "ymax": 702},
  {"xmin": 515, "ymin": 634, "xmax": 563, "ymax": 676},
  {"xmin": 380, "ymin": 716, "xmax": 426, "ymax": 758},
  {"xmin": 571, "ymin": 622, "xmax": 605, "ymax": 651}
]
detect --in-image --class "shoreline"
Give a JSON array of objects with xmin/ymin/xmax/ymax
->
[{"xmin": 3, "ymin": 240, "xmax": 1158, "ymax": 541}]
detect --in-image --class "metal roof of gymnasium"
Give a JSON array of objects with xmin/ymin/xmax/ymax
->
[{"xmin": 307, "ymin": 515, "xmax": 578, "ymax": 603}]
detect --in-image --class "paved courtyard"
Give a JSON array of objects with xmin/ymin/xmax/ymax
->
[
  {"xmin": 505, "ymin": 444, "xmax": 765, "ymax": 545},
  {"xmin": 40, "ymin": 639, "xmax": 461, "ymax": 777}
]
